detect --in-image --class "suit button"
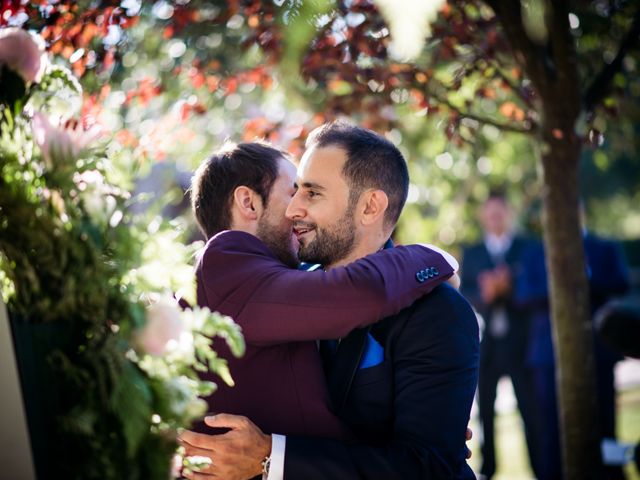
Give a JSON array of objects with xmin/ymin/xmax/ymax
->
[{"xmin": 416, "ymin": 271, "xmax": 425, "ymax": 282}]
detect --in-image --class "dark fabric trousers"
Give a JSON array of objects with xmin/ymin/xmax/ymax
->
[
  {"xmin": 532, "ymin": 365, "xmax": 562, "ymax": 480},
  {"xmin": 478, "ymin": 343, "xmax": 542, "ymax": 479},
  {"xmin": 532, "ymin": 360, "xmax": 626, "ymax": 480}
]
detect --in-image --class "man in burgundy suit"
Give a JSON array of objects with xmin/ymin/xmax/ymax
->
[{"xmin": 181, "ymin": 124, "xmax": 479, "ymax": 479}]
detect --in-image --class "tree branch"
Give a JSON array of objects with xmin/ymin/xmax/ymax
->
[
  {"xmin": 484, "ymin": 0, "xmax": 552, "ymax": 97},
  {"xmin": 487, "ymin": 58, "xmax": 535, "ymax": 107},
  {"xmin": 432, "ymin": 92, "xmax": 535, "ymax": 134},
  {"xmin": 582, "ymin": 8, "xmax": 640, "ymax": 112},
  {"xmin": 545, "ymin": 1, "xmax": 582, "ymax": 118}
]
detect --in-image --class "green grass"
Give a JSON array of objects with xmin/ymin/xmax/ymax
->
[
  {"xmin": 621, "ymin": 388, "xmax": 640, "ymax": 480},
  {"xmin": 467, "ymin": 387, "xmax": 640, "ymax": 479}
]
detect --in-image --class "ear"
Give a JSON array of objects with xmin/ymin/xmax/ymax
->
[
  {"xmin": 360, "ymin": 189, "xmax": 389, "ymax": 226},
  {"xmin": 232, "ymin": 186, "xmax": 263, "ymax": 222}
]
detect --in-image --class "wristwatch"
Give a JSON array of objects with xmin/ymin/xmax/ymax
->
[{"xmin": 261, "ymin": 455, "xmax": 271, "ymax": 476}]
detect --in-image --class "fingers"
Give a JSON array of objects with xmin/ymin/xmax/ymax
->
[
  {"xmin": 179, "ymin": 429, "xmax": 219, "ymax": 449},
  {"xmin": 181, "ymin": 444, "xmax": 214, "ymax": 459},
  {"xmin": 465, "ymin": 427, "xmax": 473, "ymax": 459},
  {"xmin": 179, "ymin": 449, "xmax": 215, "ymax": 476},
  {"xmin": 183, "ymin": 472, "xmax": 216, "ymax": 479},
  {"xmin": 204, "ymin": 413, "xmax": 250, "ymax": 429}
]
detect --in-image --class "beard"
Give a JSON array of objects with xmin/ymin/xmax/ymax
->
[
  {"xmin": 296, "ymin": 204, "xmax": 356, "ymax": 266},
  {"xmin": 256, "ymin": 216, "xmax": 299, "ymax": 269}
]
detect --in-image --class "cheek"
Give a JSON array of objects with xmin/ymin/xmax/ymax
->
[
  {"xmin": 314, "ymin": 200, "xmax": 342, "ymax": 222},
  {"xmin": 272, "ymin": 196, "xmax": 289, "ymax": 218},
  {"xmin": 275, "ymin": 199, "xmax": 293, "ymax": 227}
]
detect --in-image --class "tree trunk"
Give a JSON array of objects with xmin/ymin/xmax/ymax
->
[
  {"xmin": 539, "ymin": 126, "xmax": 603, "ymax": 479},
  {"xmin": 486, "ymin": 1, "xmax": 604, "ymax": 475}
]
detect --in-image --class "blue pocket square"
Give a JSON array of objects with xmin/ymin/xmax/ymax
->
[{"xmin": 358, "ymin": 333, "xmax": 384, "ymax": 369}]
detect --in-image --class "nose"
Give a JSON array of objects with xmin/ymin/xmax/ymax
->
[{"xmin": 286, "ymin": 190, "xmax": 305, "ymax": 220}]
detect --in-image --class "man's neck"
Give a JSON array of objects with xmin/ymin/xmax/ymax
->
[
  {"xmin": 485, "ymin": 231, "xmax": 512, "ymax": 244},
  {"xmin": 229, "ymin": 221, "xmax": 257, "ymax": 237}
]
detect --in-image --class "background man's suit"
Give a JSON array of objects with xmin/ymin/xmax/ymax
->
[
  {"xmin": 461, "ymin": 235, "xmax": 541, "ymax": 479},
  {"xmin": 195, "ymin": 230, "xmax": 454, "ymax": 438},
  {"xmin": 517, "ymin": 234, "xmax": 630, "ymax": 479},
  {"xmin": 284, "ymin": 283, "xmax": 479, "ymax": 479}
]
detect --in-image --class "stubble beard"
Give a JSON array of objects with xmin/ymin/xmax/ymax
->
[
  {"xmin": 297, "ymin": 203, "xmax": 357, "ymax": 267},
  {"xmin": 257, "ymin": 216, "xmax": 300, "ymax": 269}
]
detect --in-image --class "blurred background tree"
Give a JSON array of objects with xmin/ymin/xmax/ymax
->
[
  {"xmin": 3, "ymin": 0, "xmax": 639, "ymax": 477},
  {"xmin": 9, "ymin": 0, "xmax": 637, "ymax": 239}
]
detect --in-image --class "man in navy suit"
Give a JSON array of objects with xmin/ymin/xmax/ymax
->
[
  {"xmin": 180, "ymin": 122, "xmax": 479, "ymax": 479},
  {"xmin": 517, "ymin": 228, "xmax": 630, "ymax": 480},
  {"xmin": 460, "ymin": 193, "xmax": 541, "ymax": 479}
]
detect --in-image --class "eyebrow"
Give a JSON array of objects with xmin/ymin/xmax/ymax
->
[{"xmin": 294, "ymin": 181, "xmax": 326, "ymax": 191}]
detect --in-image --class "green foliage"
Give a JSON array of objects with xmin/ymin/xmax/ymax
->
[
  {"xmin": 5, "ymin": 1, "xmax": 637, "ymax": 246},
  {"xmin": 0, "ymin": 34, "xmax": 245, "ymax": 479},
  {"xmin": 112, "ymin": 362, "xmax": 153, "ymax": 458}
]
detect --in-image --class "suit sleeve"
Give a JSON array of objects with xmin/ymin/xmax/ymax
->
[
  {"xmin": 588, "ymin": 240, "xmax": 630, "ymax": 299},
  {"xmin": 200, "ymin": 234, "xmax": 455, "ymax": 345},
  {"xmin": 514, "ymin": 241, "xmax": 549, "ymax": 309},
  {"xmin": 283, "ymin": 285, "xmax": 480, "ymax": 479}
]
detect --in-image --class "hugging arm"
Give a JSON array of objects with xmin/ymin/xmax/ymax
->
[{"xmin": 200, "ymin": 231, "xmax": 456, "ymax": 345}]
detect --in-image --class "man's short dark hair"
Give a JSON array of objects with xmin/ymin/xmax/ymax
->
[
  {"xmin": 486, "ymin": 189, "xmax": 508, "ymax": 203},
  {"xmin": 191, "ymin": 142, "xmax": 285, "ymax": 239},
  {"xmin": 305, "ymin": 121, "xmax": 409, "ymax": 227}
]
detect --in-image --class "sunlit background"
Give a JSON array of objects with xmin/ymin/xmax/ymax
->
[{"xmin": 2, "ymin": 0, "xmax": 639, "ymax": 478}]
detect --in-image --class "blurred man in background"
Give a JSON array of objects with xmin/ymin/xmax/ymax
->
[
  {"xmin": 461, "ymin": 192, "xmax": 541, "ymax": 480},
  {"xmin": 517, "ymin": 205, "xmax": 630, "ymax": 479}
]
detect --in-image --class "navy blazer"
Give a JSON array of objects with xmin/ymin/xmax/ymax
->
[
  {"xmin": 460, "ymin": 236, "xmax": 532, "ymax": 362},
  {"xmin": 514, "ymin": 240, "xmax": 554, "ymax": 367},
  {"xmin": 516, "ymin": 234, "xmax": 630, "ymax": 367},
  {"xmin": 284, "ymin": 284, "xmax": 479, "ymax": 479}
]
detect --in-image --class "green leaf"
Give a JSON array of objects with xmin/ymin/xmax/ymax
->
[{"xmin": 111, "ymin": 362, "xmax": 153, "ymax": 458}]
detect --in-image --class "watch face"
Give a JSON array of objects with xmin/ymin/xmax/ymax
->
[{"xmin": 261, "ymin": 456, "xmax": 271, "ymax": 475}]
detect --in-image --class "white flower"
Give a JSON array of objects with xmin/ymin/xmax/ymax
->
[
  {"xmin": 137, "ymin": 297, "xmax": 185, "ymax": 356},
  {"xmin": 32, "ymin": 112, "xmax": 102, "ymax": 167},
  {"xmin": 0, "ymin": 27, "xmax": 48, "ymax": 84}
]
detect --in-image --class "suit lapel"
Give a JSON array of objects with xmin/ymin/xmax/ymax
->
[
  {"xmin": 505, "ymin": 236, "xmax": 522, "ymax": 265},
  {"xmin": 327, "ymin": 326, "xmax": 370, "ymax": 415},
  {"xmin": 479, "ymin": 243, "xmax": 496, "ymax": 268}
]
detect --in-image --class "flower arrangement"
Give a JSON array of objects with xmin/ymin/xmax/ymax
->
[{"xmin": 0, "ymin": 27, "xmax": 244, "ymax": 479}]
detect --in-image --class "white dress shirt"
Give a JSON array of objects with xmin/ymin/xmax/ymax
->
[{"xmin": 265, "ymin": 434, "xmax": 286, "ymax": 480}]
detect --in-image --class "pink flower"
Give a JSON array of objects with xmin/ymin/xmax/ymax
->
[
  {"xmin": 0, "ymin": 27, "xmax": 47, "ymax": 84},
  {"xmin": 32, "ymin": 112, "xmax": 102, "ymax": 167},
  {"xmin": 137, "ymin": 298, "xmax": 185, "ymax": 356}
]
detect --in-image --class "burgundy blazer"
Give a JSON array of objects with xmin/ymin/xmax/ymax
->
[{"xmin": 194, "ymin": 230, "xmax": 454, "ymax": 438}]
